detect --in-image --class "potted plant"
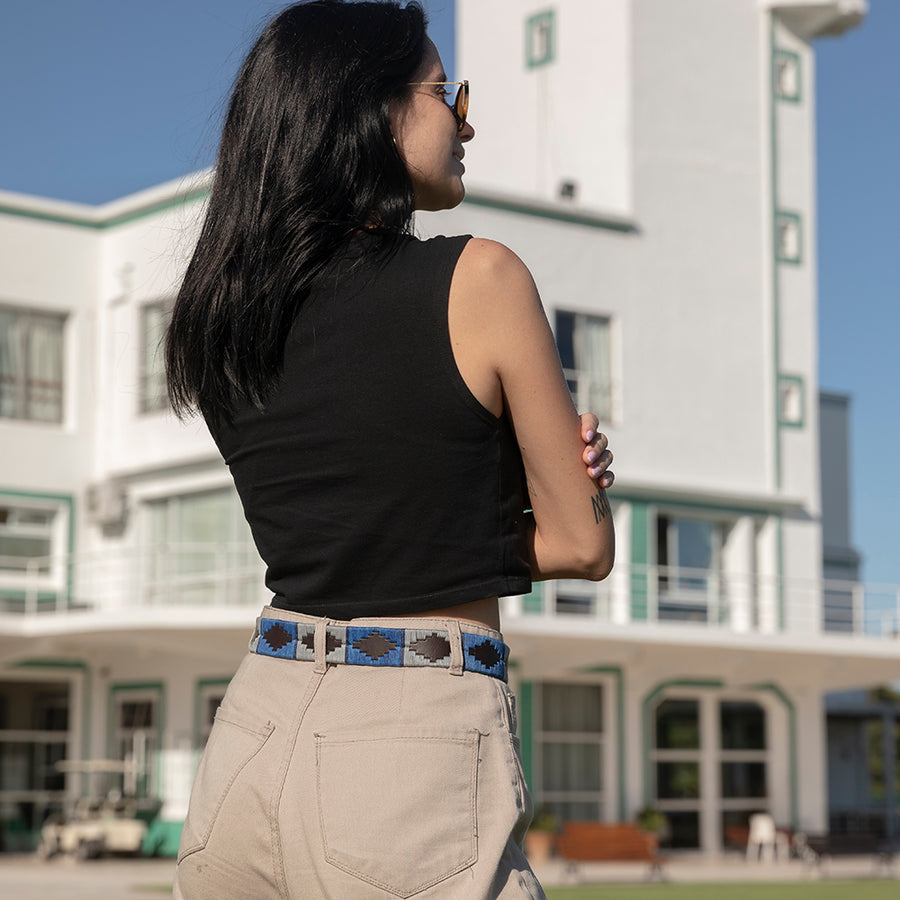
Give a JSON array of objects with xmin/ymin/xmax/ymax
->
[
  {"xmin": 524, "ymin": 805, "xmax": 560, "ymax": 863},
  {"xmin": 635, "ymin": 805, "xmax": 669, "ymax": 848}
]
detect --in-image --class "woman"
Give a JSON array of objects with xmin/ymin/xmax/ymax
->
[{"xmin": 167, "ymin": 2, "xmax": 614, "ymax": 898}]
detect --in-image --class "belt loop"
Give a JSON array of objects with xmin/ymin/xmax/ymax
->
[
  {"xmin": 447, "ymin": 620, "xmax": 464, "ymax": 677},
  {"xmin": 314, "ymin": 619, "xmax": 328, "ymax": 674}
]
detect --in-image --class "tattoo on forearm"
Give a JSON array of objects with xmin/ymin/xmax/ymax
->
[{"xmin": 591, "ymin": 489, "xmax": 611, "ymax": 525}]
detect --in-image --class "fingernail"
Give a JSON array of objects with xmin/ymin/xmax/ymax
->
[
  {"xmin": 589, "ymin": 466, "xmax": 600, "ymax": 478},
  {"xmin": 587, "ymin": 450, "xmax": 598, "ymax": 463},
  {"xmin": 585, "ymin": 429, "xmax": 595, "ymax": 442}
]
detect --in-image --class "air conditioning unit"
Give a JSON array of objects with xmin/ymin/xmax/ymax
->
[{"xmin": 86, "ymin": 480, "xmax": 128, "ymax": 528}]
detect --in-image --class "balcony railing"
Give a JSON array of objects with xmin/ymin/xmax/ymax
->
[
  {"xmin": 506, "ymin": 564, "xmax": 900, "ymax": 639},
  {"xmin": 2, "ymin": 549, "xmax": 899, "ymax": 642}
]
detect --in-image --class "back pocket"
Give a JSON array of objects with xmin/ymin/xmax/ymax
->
[
  {"xmin": 315, "ymin": 727, "xmax": 480, "ymax": 897},
  {"xmin": 177, "ymin": 708, "xmax": 274, "ymax": 863}
]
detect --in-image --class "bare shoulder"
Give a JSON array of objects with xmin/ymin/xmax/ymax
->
[
  {"xmin": 458, "ymin": 237, "xmax": 530, "ymax": 278},
  {"xmin": 453, "ymin": 238, "xmax": 539, "ymax": 311}
]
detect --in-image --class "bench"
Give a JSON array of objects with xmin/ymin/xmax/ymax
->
[
  {"xmin": 556, "ymin": 821, "xmax": 667, "ymax": 880},
  {"xmin": 794, "ymin": 832, "xmax": 898, "ymax": 872}
]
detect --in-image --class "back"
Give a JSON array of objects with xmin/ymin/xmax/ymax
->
[{"xmin": 210, "ymin": 233, "xmax": 532, "ymax": 618}]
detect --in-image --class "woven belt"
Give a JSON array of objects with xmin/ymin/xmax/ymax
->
[{"xmin": 250, "ymin": 616, "xmax": 509, "ymax": 683}]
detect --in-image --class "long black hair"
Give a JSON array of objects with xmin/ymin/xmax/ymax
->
[{"xmin": 166, "ymin": 0, "xmax": 427, "ymax": 422}]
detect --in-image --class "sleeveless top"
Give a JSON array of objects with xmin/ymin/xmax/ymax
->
[{"xmin": 209, "ymin": 233, "xmax": 532, "ymax": 618}]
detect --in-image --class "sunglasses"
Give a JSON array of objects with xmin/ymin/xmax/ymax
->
[{"xmin": 408, "ymin": 80, "xmax": 470, "ymax": 132}]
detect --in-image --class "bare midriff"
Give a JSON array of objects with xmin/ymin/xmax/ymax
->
[{"xmin": 405, "ymin": 596, "xmax": 500, "ymax": 632}]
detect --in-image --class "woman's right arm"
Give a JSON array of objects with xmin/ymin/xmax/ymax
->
[{"xmin": 448, "ymin": 238, "xmax": 615, "ymax": 581}]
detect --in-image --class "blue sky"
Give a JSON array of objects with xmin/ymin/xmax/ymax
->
[{"xmin": 1, "ymin": 1, "xmax": 896, "ymax": 584}]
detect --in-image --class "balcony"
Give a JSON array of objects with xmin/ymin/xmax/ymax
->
[
  {"xmin": 504, "ymin": 564, "xmax": 900, "ymax": 641},
  {"xmin": 1, "ymin": 549, "xmax": 899, "ymax": 645}
]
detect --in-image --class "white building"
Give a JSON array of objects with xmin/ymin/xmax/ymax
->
[{"xmin": 1, "ymin": 0, "xmax": 895, "ymax": 856}]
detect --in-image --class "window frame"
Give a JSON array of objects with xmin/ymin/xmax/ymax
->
[
  {"xmin": 141, "ymin": 486, "xmax": 261, "ymax": 607},
  {"xmin": 553, "ymin": 308, "xmax": 615, "ymax": 423},
  {"xmin": 0, "ymin": 495, "xmax": 72, "ymax": 611},
  {"xmin": 138, "ymin": 298, "xmax": 172, "ymax": 415},
  {"xmin": 533, "ymin": 680, "xmax": 614, "ymax": 822},
  {"xmin": 0, "ymin": 303, "xmax": 67, "ymax": 424},
  {"xmin": 655, "ymin": 512, "xmax": 732, "ymax": 624}
]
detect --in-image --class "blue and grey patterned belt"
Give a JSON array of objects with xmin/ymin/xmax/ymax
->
[{"xmin": 250, "ymin": 616, "xmax": 509, "ymax": 683}]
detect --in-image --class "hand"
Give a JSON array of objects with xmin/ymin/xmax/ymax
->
[{"xmin": 580, "ymin": 413, "xmax": 614, "ymax": 489}]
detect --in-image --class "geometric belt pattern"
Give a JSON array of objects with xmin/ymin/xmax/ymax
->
[{"xmin": 249, "ymin": 617, "xmax": 509, "ymax": 683}]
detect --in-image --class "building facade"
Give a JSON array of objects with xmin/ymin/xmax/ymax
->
[{"xmin": 1, "ymin": 0, "xmax": 894, "ymax": 856}]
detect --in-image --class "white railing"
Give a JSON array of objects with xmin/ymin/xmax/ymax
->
[
  {"xmin": 0, "ymin": 543, "xmax": 266, "ymax": 616},
  {"xmin": 508, "ymin": 564, "xmax": 900, "ymax": 640},
  {"xmin": 3, "ymin": 550, "xmax": 900, "ymax": 642}
]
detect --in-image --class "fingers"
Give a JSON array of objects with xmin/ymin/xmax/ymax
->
[
  {"xmin": 582, "ymin": 433, "xmax": 609, "ymax": 465},
  {"xmin": 579, "ymin": 413, "xmax": 615, "ymax": 489},
  {"xmin": 580, "ymin": 412, "xmax": 600, "ymax": 442},
  {"xmin": 588, "ymin": 450, "xmax": 614, "ymax": 486}
]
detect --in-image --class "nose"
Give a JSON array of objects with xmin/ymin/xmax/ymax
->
[{"xmin": 460, "ymin": 120, "xmax": 475, "ymax": 142}]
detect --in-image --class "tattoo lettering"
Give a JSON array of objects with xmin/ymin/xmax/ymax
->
[{"xmin": 591, "ymin": 489, "xmax": 611, "ymax": 525}]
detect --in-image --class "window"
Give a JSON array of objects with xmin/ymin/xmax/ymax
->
[
  {"xmin": 139, "ymin": 300, "xmax": 171, "ymax": 414},
  {"xmin": 656, "ymin": 515, "xmax": 728, "ymax": 622},
  {"xmin": 196, "ymin": 680, "xmax": 230, "ymax": 749},
  {"xmin": 111, "ymin": 688, "xmax": 160, "ymax": 798},
  {"xmin": 652, "ymin": 696, "xmax": 770, "ymax": 850},
  {"xmin": 0, "ymin": 681, "xmax": 71, "ymax": 846},
  {"xmin": 144, "ymin": 488, "xmax": 260, "ymax": 606},
  {"xmin": 773, "ymin": 49, "xmax": 802, "ymax": 102},
  {"xmin": 719, "ymin": 701, "xmax": 769, "ymax": 845},
  {"xmin": 0, "ymin": 501, "xmax": 68, "ymax": 611},
  {"xmin": 535, "ymin": 683, "xmax": 606, "ymax": 821},
  {"xmin": 778, "ymin": 374, "xmax": 805, "ymax": 428},
  {"xmin": 555, "ymin": 311, "xmax": 613, "ymax": 421},
  {"xmin": 775, "ymin": 211, "xmax": 802, "ymax": 264},
  {"xmin": 525, "ymin": 10, "xmax": 555, "ymax": 68},
  {"xmin": 0, "ymin": 305, "xmax": 65, "ymax": 423},
  {"xmin": 653, "ymin": 698, "xmax": 701, "ymax": 848}
]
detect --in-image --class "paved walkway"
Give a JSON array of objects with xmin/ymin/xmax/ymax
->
[
  {"xmin": 0, "ymin": 855, "xmax": 176, "ymax": 899},
  {"xmin": 0, "ymin": 851, "xmax": 897, "ymax": 898}
]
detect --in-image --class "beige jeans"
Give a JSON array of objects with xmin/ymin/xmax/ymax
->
[{"xmin": 173, "ymin": 608, "xmax": 544, "ymax": 899}]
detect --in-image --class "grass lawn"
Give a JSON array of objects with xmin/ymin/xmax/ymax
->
[{"xmin": 545, "ymin": 882, "xmax": 898, "ymax": 900}]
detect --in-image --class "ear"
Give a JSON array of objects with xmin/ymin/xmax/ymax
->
[{"xmin": 388, "ymin": 97, "xmax": 407, "ymax": 154}]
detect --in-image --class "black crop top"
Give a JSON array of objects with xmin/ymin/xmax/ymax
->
[{"xmin": 209, "ymin": 233, "xmax": 532, "ymax": 618}]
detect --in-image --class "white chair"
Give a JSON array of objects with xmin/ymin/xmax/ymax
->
[{"xmin": 746, "ymin": 813, "xmax": 790, "ymax": 862}]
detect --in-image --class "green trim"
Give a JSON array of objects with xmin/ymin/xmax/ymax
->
[
  {"xmin": 0, "ymin": 489, "xmax": 76, "ymax": 608},
  {"xmin": 776, "ymin": 515, "xmax": 786, "ymax": 630},
  {"xmin": 778, "ymin": 373, "xmax": 806, "ymax": 428},
  {"xmin": 581, "ymin": 666, "xmax": 627, "ymax": 820},
  {"xmin": 519, "ymin": 682, "xmax": 534, "ymax": 792},
  {"xmin": 525, "ymin": 10, "xmax": 556, "ymax": 69},
  {"xmin": 193, "ymin": 677, "xmax": 232, "ymax": 748},
  {"xmin": 10, "ymin": 659, "xmax": 92, "ymax": 795},
  {"xmin": 629, "ymin": 500, "xmax": 650, "ymax": 621},
  {"xmin": 641, "ymin": 679, "xmax": 724, "ymax": 805},
  {"xmin": 0, "ymin": 186, "xmax": 210, "ymax": 232},
  {"xmin": 748, "ymin": 682, "xmax": 798, "ymax": 829},
  {"xmin": 462, "ymin": 192, "xmax": 636, "ymax": 232},
  {"xmin": 614, "ymin": 490, "xmax": 776, "ymax": 519},
  {"xmin": 773, "ymin": 48, "xmax": 802, "ymax": 103},
  {"xmin": 775, "ymin": 210, "xmax": 803, "ymax": 265},
  {"xmin": 108, "ymin": 681, "xmax": 166, "ymax": 799}
]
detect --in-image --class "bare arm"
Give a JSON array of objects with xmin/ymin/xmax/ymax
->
[{"xmin": 448, "ymin": 239, "xmax": 614, "ymax": 581}]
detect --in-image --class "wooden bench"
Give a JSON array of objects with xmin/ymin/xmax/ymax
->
[{"xmin": 556, "ymin": 821, "xmax": 667, "ymax": 880}]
